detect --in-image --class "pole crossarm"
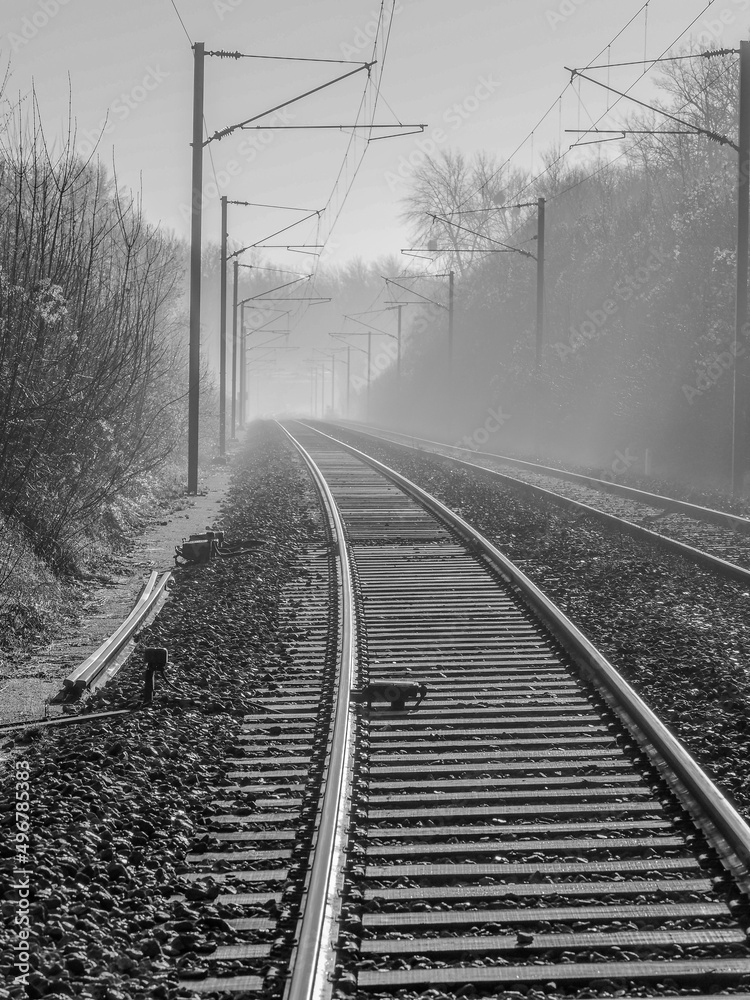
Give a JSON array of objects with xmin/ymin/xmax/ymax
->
[
  {"xmin": 384, "ymin": 277, "xmax": 449, "ymax": 309},
  {"xmin": 384, "ymin": 299, "xmax": 435, "ymax": 305},
  {"xmin": 228, "ymin": 200, "xmax": 319, "ymax": 212},
  {"xmin": 204, "ymin": 50, "xmax": 373, "ymax": 66},
  {"xmin": 244, "ymin": 315, "xmax": 292, "ymax": 333},
  {"xmin": 429, "ymin": 213, "xmax": 536, "ymax": 259},
  {"xmin": 402, "ymin": 247, "xmax": 518, "ymax": 254},
  {"xmin": 566, "ymin": 67, "xmax": 739, "ymax": 151},
  {"xmin": 488, "ymin": 201, "xmax": 537, "ymax": 211},
  {"xmin": 243, "ymin": 276, "xmax": 311, "ymax": 299},
  {"xmin": 204, "ymin": 62, "xmax": 376, "ymax": 144},
  {"xmin": 573, "ymin": 49, "xmax": 738, "ymax": 72},
  {"xmin": 250, "ymin": 244, "xmax": 324, "ymax": 251},
  {"xmin": 228, "ymin": 213, "xmax": 322, "ymax": 259},
  {"xmin": 236, "ymin": 124, "xmax": 426, "ymax": 133},
  {"xmin": 239, "ymin": 263, "xmax": 311, "ymax": 275},
  {"xmin": 330, "ymin": 332, "xmax": 368, "ymax": 354},
  {"xmin": 248, "ymin": 342, "xmax": 298, "ymax": 351},
  {"xmin": 565, "ymin": 129, "xmax": 708, "ymax": 135},
  {"xmin": 343, "ymin": 315, "xmax": 397, "ymax": 338},
  {"xmin": 240, "ymin": 299, "xmax": 294, "ymax": 310}
]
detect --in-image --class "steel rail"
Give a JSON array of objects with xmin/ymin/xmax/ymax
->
[
  {"xmin": 326, "ymin": 421, "xmax": 750, "ymax": 586},
  {"xmin": 338, "ymin": 420, "xmax": 750, "ymax": 534},
  {"xmin": 62, "ymin": 570, "xmax": 172, "ymax": 695},
  {"xmin": 278, "ymin": 423, "xmax": 358, "ymax": 1000},
  {"xmin": 300, "ymin": 422, "xmax": 750, "ymax": 880}
]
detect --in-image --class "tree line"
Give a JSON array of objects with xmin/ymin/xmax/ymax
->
[
  {"xmin": 0, "ymin": 93, "xmax": 197, "ymax": 578},
  {"xmin": 367, "ymin": 50, "xmax": 744, "ymax": 487}
]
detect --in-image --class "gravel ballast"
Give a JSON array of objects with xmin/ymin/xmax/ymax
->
[{"xmin": 5, "ymin": 418, "xmax": 750, "ymax": 1000}]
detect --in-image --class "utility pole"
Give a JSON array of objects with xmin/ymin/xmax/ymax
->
[
  {"xmin": 395, "ymin": 304, "xmax": 402, "ymax": 383},
  {"xmin": 219, "ymin": 195, "xmax": 227, "ymax": 457},
  {"xmin": 536, "ymin": 196, "xmax": 546, "ymax": 369},
  {"xmin": 239, "ymin": 303, "xmax": 246, "ymax": 429},
  {"xmin": 346, "ymin": 345, "xmax": 351, "ymax": 418},
  {"xmin": 231, "ymin": 259, "xmax": 238, "ymax": 439},
  {"xmin": 367, "ymin": 332, "xmax": 372, "ymax": 422},
  {"xmin": 187, "ymin": 42, "xmax": 204, "ymax": 494},
  {"xmin": 733, "ymin": 40, "xmax": 750, "ymax": 494},
  {"xmin": 448, "ymin": 271, "xmax": 454, "ymax": 368}
]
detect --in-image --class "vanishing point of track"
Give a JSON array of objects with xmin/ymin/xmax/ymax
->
[{"xmin": 324, "ymin": 421, "xmax": 750, "ymax": 586}]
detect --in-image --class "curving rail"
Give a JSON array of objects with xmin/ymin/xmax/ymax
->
[
  {"xmin": 283, "ymin": 420, "xmax": 750, "ymax": 996},
  {"xmin": 277, "ymin": 424, "xmax": 357, "ymax": 1000},
  {"xmin": 169, "ymin": 421, "xmax": 750, "ymax": 997}
]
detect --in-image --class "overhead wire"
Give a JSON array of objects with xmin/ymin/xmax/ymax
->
[
  {"xmin": 452, "ymin": 1, "xmax": 712, "ymax": 217},
  {"xmin": 168, "ymin": 0, "xmax": 192, "ymax": 45},
  {"xmin": 568, "ymin": 0, "xmax": 720, "ymax": 151},
  {"xmin": 499, "ymin": 0, "xmax": 724, "ymax": 212},
  {"xmin": 291, "ymin": 2, "xmax": 398, "ymax": 336}
]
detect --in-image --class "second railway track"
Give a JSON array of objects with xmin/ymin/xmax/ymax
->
[{"xmin": 322, "ymin": 421, "xmax": 750, "ymax": 585}]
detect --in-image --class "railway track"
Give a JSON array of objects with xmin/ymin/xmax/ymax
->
[
  {"xmin": 173, "ymin": 422, "xmax": 750, "ymax": 999},
  {"xmin": 322, "ymin": 421, "xmax": 750, "ymax": 585}
]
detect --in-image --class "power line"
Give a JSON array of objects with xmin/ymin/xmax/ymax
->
[
  {"xmin": 569, "ymin": 0, "xmax": 720, "ymax": 151},
  {"xmin": 168, "ymin": 0, "xmax": 192, "ymax": 46},
  {"xmin": 501, "ymin": 2, "xmax": 724, "ymax": 214},
  {"xmin": 293, "ymin": 2, "xmax": 396, "ymax": 333},
  {"xmin": 566, "ymin": 64, "xmax": 738, "ymax": 149},
  {"xmin": 451, "ymin": 2, "xmax": 654, "ymax": 215},
  {"xmin": 581, "ymin": 48, "xmax": 738, "ymax": 71},
  {"xmin": 453, "ymin": 1, "xmax": 719, "ymax": 218}
]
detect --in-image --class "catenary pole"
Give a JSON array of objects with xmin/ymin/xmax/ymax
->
[
  {"xmin": 733, "ymin": 41, "xmax": 750, "ymax": 494},
  {"xmin": 448, "ymin": 270, "xmax": 454, "ymax": 367},
  {"xmin": 346, "ymin": 345, "xmax": 351, "ymax": 418},
  {"xmin": 396, "ymin": 304, "xmax": 402, "ymax": 383},
  {"xmin": 536, "ymin": 197, "xmax": 546, "ymax": 368},
  {"xmin": 367, "ymin": 332, "xmax": 372, "ymax": 421},
  {"xmin": 231, "ymin": 259, "xmax": 238, "ymax": 438},
  {"xmin": 187, "ymin": 42, "xmax": 205, "ymax": 493},
  {"xmin": 219, "ymin": 195, "xmax": 227, "ymax": 456},
  {"xmin": 240, "ymin": 303, "xmax": 246, "ymax": 428}
]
